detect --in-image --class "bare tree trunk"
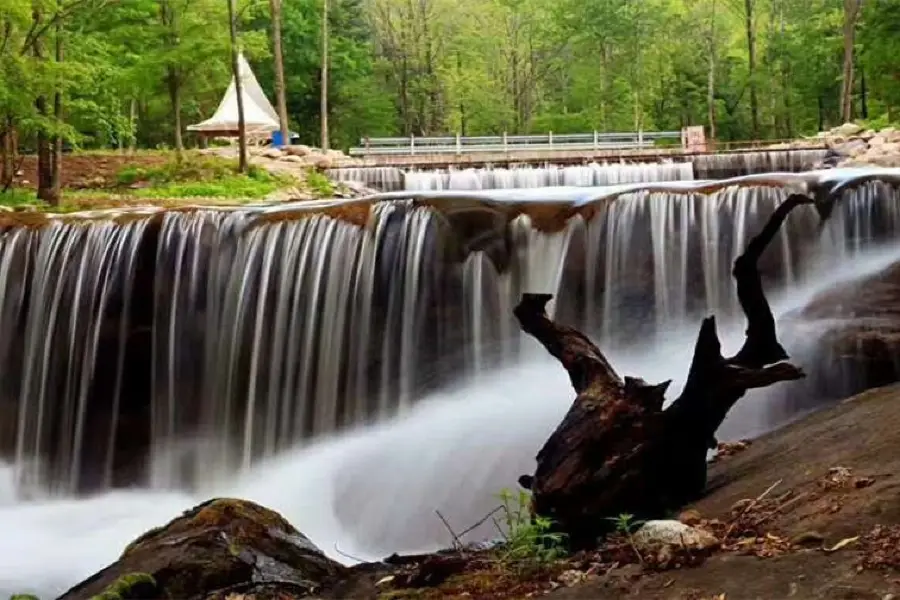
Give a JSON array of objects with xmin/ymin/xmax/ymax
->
[
  {"xmin": 160, "ymin": 1, "xmax": 183, "ymax": 154},
  {"xmin": 227, "ymin": 0, "xmax": 248, "ymax": 173},
  {"xmin": 51, "ymin": 2, "xmax": 63, "ymax": 203},
  {"xmin": 707, "ymin": 0, "xmax": 717, "ymax": 142},
  {"xmin": 840, "ymin": 0, "xmax": 863, "ymax": 123},
  {"xmin": 320, "ymin": 0, "xmax": 329, "ymax": 150},
  {"xmin": 269, "ymin": 0, "xmax": 290, "ymax": 145},
  {"xmin": 744, "ymin": 0, "xmax": 759, "ymax": 139},
  {"xmin": 129, "ymin": 97, "xmax": 137, "ymax": 154},
  {"xmin": 167, "ymin": 69, "xmax": 183, "ymax": 154},
  {"xmin": 517, "ymin": 195, "xmax": 811, "ymax": 549},
  {"xmin": 31, "ymin": 4, "xmax": 54, "ymax": 204},
  {"xmin": 779, "ymin": 0, "xmax": 792, "ymax": 137},
  {"xmin": 1, "ymin": 117, "xmax": 10, "ymax": 188}
]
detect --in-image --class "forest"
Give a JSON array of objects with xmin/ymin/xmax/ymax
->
[{"xmin": 0, "ymin": 0, "xmax": 897, "ymax": 161}]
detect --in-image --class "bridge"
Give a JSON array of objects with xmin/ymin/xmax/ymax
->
[{"xmin": 347, "ymin": 128, "xmax": 825, "ymax": 168}]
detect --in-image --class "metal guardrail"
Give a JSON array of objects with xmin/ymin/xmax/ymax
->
[{"xmin": 349, "ymin": 131, "xmax": 683, "ymax": 157}]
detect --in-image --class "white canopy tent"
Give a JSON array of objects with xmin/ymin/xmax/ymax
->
[{"xmin": 187, "ymin": 53, "xmax": 281, "ymax": 138}]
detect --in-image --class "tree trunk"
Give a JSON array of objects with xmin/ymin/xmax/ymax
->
[
  {"xmin": 31, "ymin": 5, "xmax": 54, "ymax": 204},
  {"xmin": 706, "ymin": 0, "xmax": 717, "ymax": 142},
  {"xmin": 0, "ymin": 118, "xmax": 10, "ymax": 189},
  {"xmin": 167, "ymin": 68, "xmax": 183, "ymax": 153},
  {"xmin": 227, "ymin": 0, "xmax": 248, "ymax": 173},
  {"xmin": 160, "ymin": 1, "xmax": 183, "ymax": 154},
  {"xmin": 129, "ymin": 97, "xmax": 137, "ymax": 154},
  {"xmin": 320, "ymin": 0, "xmax": 329, "ymax": 150},
  {"xmin": 744, "ymin": 0, "xmax": 759, "ymax": 140},
  {"xmin": 51, "ymin": 3, "xmax": 63, "ymax": 204},
  {"xmin": 516, "ymin": 195, "xmax": 811, "ymax": 550},
  {"xmin": 840, "ymin": 0, "xmax": 863, "ymax": 123},
  {"xmin": 269, "ymin": 0, "xmax": 290, "ymax": 146},
  {"xmin": 859, "ymin": 63, "xmax": 868, "ymax": 120}
]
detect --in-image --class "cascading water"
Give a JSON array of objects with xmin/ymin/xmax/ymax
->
[
  {"xmin": 328, "ymin": 149, "xmax": 830, "ymax": 192},
  {"xmin": 1, "ymin": 168, "xmax": 900, "ymax": 599},
  {"xmin": 402, "ymin": 161, "xmax": 694, "ymax": 190}
]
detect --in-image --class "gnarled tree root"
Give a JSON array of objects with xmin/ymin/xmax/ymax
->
[{"xmin": 516, "ymin": 194, "xmax": 811, "ymax": 550}]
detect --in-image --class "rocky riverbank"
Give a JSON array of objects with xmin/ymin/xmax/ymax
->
[
  {"xmin": 51, "ymin": 382, "xmax": 900, "ymax": 600},
  {"xmin": 776, "ymin": 122, "xmax": 900, "ymax": 168}
]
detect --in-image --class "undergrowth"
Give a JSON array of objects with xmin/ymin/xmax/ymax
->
[
  {"xmin": 0, "ymin": 188, "xmax": 39, "ymax": 207},
  {"xmin": 495, "ymin": 488, "xmax": 567, "ymax": 567},
  {"xmin": 115, "ymin": 154, "xmax": 290, "ymax": 199},
  {"xmin": 305, "ymin": 168, "xmax": 335, "ymax": 197}
]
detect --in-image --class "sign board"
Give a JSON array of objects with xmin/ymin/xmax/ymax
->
[{"xmin": 682, "ymin": 126, "xmax": 707, "ymax": 152}]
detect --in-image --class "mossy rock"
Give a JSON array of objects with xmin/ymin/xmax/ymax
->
[{"xmin": 59, "ymin": 498, "xmax": 346, "ymax": 600}]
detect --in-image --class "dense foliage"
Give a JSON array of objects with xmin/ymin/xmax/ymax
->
[{"xmin": 1, "ymin": 0, "xmax": 897, "ymax": 157}]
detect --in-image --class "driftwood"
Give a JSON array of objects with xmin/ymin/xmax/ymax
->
[{"xmin": 515, "ymin": 194, "xmax": 811, "ymax": 550}]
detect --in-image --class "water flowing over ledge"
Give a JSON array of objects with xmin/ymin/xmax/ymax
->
[
  {"xmin": 0, "ymin": 167, "xmax": 899, "ymax": 497},
  {"xmin": 327, "ymin": 149, "xmax": 831, "ymax": 191}
]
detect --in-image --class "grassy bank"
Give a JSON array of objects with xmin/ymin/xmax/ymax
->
[{"xmin": 4, "ymin": 152, "xmax": 335, "ymax": 212}]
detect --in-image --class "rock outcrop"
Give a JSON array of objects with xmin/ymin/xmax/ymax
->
[
  {"xmin": 789, "ymin": 122, "xmax": 900, "ymax": 168},
  {"xmin": 789, "ymin": 260, "xmax": 900, "ymax": 397},
  {"xmin": 59, "ymin": 498, "xmax": 345, "ymax": 600}
]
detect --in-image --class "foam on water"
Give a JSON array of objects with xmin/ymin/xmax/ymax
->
[{"xmin": 4, "ymin": 240, "xmax": 900, "ymax": 598}]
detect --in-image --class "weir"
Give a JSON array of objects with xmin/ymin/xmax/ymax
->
[
  {"xmin": 0, "ymin": 169, "xmax": 899, "ymax": 495},
  {"xmin": 328, "ymin": 149, "xmax": 830, "ymax": 192}
]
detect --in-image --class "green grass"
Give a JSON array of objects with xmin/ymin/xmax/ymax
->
[
  {"xmin": 305, "ymin": 168, "xmax": 335, "ymax": 197},
  {"xmin": 0, "ymin": 188, "xmax": 39, "ymax": 207},
  {"xmin": 115, "ymin": 155, "xmax": 289, "ymax": 199},
  {"xmin": 0, "ymin": 152, "xmax": 338, "ymax": 214}
]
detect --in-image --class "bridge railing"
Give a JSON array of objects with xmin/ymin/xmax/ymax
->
[{"xmin": 349, "ymin": 130, "xmax": 684, "ymax": 156}]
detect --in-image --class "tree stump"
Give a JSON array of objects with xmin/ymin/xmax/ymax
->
[{"xmin": 516, "ymin": 194, "xmax": 811, "ymax": 550}]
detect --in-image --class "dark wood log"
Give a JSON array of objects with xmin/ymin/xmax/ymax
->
[{"xmin": 516, "ymin": 194, "xmax": 811, "ymax": 550}]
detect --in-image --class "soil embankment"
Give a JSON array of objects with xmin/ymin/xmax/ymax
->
[{"xmin": 551, "ymin": 383, "xmax": 900, "ymax": 599}]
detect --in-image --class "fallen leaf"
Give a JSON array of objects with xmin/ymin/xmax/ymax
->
[{"xmin": 824, "ymin": 536, "xmax": 860, "ymax": 553}]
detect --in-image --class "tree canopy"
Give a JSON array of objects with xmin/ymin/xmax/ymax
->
[{"xmin": 1, "ymin": 0, "xmax": 897, "ymax": 158}]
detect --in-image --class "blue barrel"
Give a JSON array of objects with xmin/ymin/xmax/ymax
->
[{"xmin": 271, "ymin": 130, "xmax": 284, "ymax": 148}]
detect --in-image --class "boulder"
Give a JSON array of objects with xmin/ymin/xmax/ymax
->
[
  {"xmin": 832, "ymin": 139, "xmax": 868, "ymax": 158},
  {"xmin": 881, "ymin": 126, "xmax": 900, "ymax": 142},
  {"xmin": 261, "ymin": 148, "xmax": 285, "ymax": 159},
  {"xmin": 284, "ymin": 145, "xmax": 312, "ymax": 157},
  {"xmin": 832, "ymin": 122, "xmax": 864, "ymax": 137},
  {"xmin": 59, "ymin": 498, "xmax": 346, "ymax": 600},
  {"xmin": 790, "ymin": 260, "xmax": 900, "ymax": 396},
  {"xmin": 312, "ymin": 155, "xmax": 334, "ymax": 169},
  {"xmin": 632, "ymin": 520, "xmax": 720, "ymax": 551}
]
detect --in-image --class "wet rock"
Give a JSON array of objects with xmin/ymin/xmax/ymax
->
[
  {"xmin": 59, "ymin": 498, "xmax": 345, "ymax": 600},
  {"xmin": 787, "ymin": 261, "xmax": 900, "ymax": 399}
]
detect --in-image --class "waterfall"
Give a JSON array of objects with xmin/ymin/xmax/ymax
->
[
  {"xmin": 1, "ymin": 171, "xmax": 899, "ymax": 494},
  {"xmin": 692, "ymin": 149, "xmax": 829, "ymax": 179},
  {"xmin": 403, "ymin": 161, "xmax": 694, "ymax": 190},
  {"xmin": 328, "ymin": 150, "xmax": 830, "ymax": 192}
]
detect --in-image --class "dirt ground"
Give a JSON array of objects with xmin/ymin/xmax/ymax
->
[
  {"xmin": 17, "ymin": 153, "xmax": 169, "ymax": 189},
  {"xmin": 547, "ymin": 384, "xmax": 900, "ymax": 599},
  {"xmin": 359, "ymin": 385, "xmax": 900, "ymax": 600}
]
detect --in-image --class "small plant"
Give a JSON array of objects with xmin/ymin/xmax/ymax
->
[
  {"xmin": 608, "ymin": 512, "xmax": 643, "ymax": 535},
  {"xmin": 305, "ymin": 168, "xmax": 334, "ymax": 197},
  {"xmin": 10, "ymin": 594, "xmax": 41, "ymax": 600},
  {"xmin": 606, "ymin": 512, "xmax": 647, "ymax": 565},
  {"xmin": 0, "ymin": 188, "xmax": 40, "ymax": 207},
  {"xmin": 90, "ymin": 572, "xmax": 156, "ymax": 600},
  {"xmin": 495, "ymin": 488, "xmax": 567, "ymax": 566}
]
